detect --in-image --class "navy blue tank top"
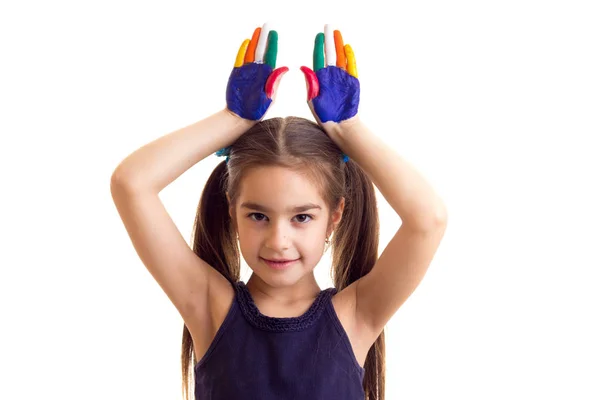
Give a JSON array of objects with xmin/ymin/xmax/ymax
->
[{"xmin": 194, "ymin": 280, "xmax": 366, "ymax": 399}]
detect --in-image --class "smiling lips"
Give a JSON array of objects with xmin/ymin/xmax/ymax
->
[{"xmin": 261, "ymin": 258, "xmax": 298, "ymax": 270}]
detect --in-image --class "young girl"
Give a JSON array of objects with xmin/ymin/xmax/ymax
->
[{"xmin": 111, "ymin": 23, "xmax": 447, "ymax": 400}]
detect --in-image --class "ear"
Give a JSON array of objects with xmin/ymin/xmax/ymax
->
[{"xmin": 328, "ymin": 197, "xmax": 345, "ymax": 234}]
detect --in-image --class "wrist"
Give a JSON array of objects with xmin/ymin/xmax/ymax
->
[
  {"xmin": 322, "ymin": 115, "xmax": 361, "ymax": 138},
  {"xmin": 222, "ymin": 107, "xmax": 258, "ymax": 130}
]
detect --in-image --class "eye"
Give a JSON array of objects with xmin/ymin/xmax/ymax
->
[
  {"xmin": 246, "ymin": 213, "xmax": 313, "ymax": 224},
  {"xmin": 295, "ymin": 214, "xmax": 313, "ymax": 224},
  {"xmin": 248, "ymin": 213, "xmax": 267, "ymax": 222}
]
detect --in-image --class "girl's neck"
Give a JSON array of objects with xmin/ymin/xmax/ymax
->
[{"xmin": 245, "ymin": 273, "xmax": 322, "ymax": 311}]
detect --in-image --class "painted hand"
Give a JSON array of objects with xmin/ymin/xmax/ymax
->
[
  {"xmin": 226, "ymin": 23, "xmax": 289, "ymax": 121},
  {"xmin": 300, "ymin": 24, "xmax": 360, "ymax": 124}
]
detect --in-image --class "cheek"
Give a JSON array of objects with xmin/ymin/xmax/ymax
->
[
  {"xmin": 300, "ymin": 229, "xmax": 328, "ymax": 255},
  {"xmin": 237, "ymin": 230, "xmax": 264, "ymax": 257},
  {"xmin": 306, "ymin": 231, "xmax": 326, "ymax": 246},
  {"xmin": 237, "ymin": 230, "xmax": 257, "ymax": 250}
]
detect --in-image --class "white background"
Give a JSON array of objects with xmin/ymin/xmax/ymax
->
[{"xmin": 1, "ymin": 0, "xmax": 599, "ymax": 399}]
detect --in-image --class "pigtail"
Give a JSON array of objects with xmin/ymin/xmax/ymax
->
[
  {"xmin": 181, "ymin": 160, "xmax": 240, "ymax": 400},
  {"xmin": 331, "ymin": 159, "xmax": 386, "ymax": 400},
  {"xmin": 192, "ymin": 160, "xmax": 240, "ymax": 280}
]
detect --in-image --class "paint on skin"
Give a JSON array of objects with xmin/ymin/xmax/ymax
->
[
  {"xmin": 324, "ymin": 24, "xmax": 336, "ymax": 67},
  {"xmin": 312, "ymin": 66, "xmax": 360, "ymax": 123},
  {"xmin": 227, "ymin": 24, "xmax": 287, "ymax": 121},
  {"xmin": 313, "ymin": 33, "xmax": 325, "ymax": 71},
  {"xmin": 244, "ymin": 27, "xmax": 261, "ymax": 64},
  {"xmin": 301, "ymin": 26, "xmax": 360, "ymax": 123},
  {"xmin": 254, "ymin": 22, "xmax": 273, "ymax": 64},
  {"xmin": 234, "ymin": 39, "xmax": 250, "ymax": 68},
  {"xmin": 226, "ymin": 63, "xmax": 274, "ymax": 120},
  {"xmin": 334, "ymin": 30, "xmax": 346, "ymax": 69},
  {"xmin": 263, "ymin": 31, "xmax": 278, "ymax": 69},
  {"xmin": 344, "ymin": 44, "xmax": 358, "ymax": 79}
]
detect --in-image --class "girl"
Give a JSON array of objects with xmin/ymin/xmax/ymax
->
[{"xmin": 111, "ymin": 23, "xmax": 447, "ymax": 400}]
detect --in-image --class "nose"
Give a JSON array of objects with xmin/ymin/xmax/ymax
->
[{"xmin": 264, "ymin": 220, "xmax": 291, "ymax": 250}]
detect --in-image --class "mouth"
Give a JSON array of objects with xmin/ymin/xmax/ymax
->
[{"xmin": 261, "ymin": 257, "xmax": 299, "ymax": 270}]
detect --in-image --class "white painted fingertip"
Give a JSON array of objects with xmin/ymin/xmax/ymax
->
[
  {"xmin": 324, "ymin": 24, "xmax": 336, "ymax": 67},
  {"xmin": 255, "ymin": 22, "xmax": 273, "ymax": 64}
]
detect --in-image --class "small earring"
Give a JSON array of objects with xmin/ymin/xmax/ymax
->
[{"xmin": 325, "ymin": 237, "xmax": 330, "ymax": 245}]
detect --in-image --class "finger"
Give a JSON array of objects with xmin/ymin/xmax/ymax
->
[
  {"xmin": 313, "ymin": 33, "xmax": 325, "ymax": 72},
  {"xmin": 344, "ymin": 44, "xmax": 358, "ymax": 78},
  {"xmin": 265, "ymin": 66, "xmax": 289, "ymax": 99},
  {"xmin": 254, "ymin": 22, "xmax": 272, "ymax": 64},
  {"xmin": 334, "ymin": 30, "xmax": 346, "ymax": 70},
  {"xmin": 264, "ymin": 30, "xmax": 278, "ymax": 69},
  {"xmin": 300, "ymin": 66, "xmax": 319, "ymax": 101},
  {"xmin": 324, "ymin": 24, "xmax": 336, "ymax": 67},
  {"xmin": 234, "ymin": 39, "xmax": 250, "ymax": 68},
  {"xmin": 244, "ymin": 27, "xmax": 261, "ymax": 64}
]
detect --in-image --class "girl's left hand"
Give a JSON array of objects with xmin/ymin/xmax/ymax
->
[{"xmin": 300, "ymin": 24, "xmax": 360, "ymax": 126}]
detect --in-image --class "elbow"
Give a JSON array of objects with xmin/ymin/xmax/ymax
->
[
  {"xmin": 110, "ymin": 167, "xmax": 138, "ymax": 194},
  {"xmin": 419, "ymin": 203, "xmax": 448, "ymax": 230},
  {"xmin": 434, "ymin": 203, "xmax": 448, "ymax": 225}
]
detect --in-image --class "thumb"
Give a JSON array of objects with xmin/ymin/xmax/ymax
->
[
  {"xmin": 265, "ymin": 66, "xmax": 289, "ymax": 99},
  {"xmin": 300, "ymin": 66, "xmax": 319, "ymax": 102}
]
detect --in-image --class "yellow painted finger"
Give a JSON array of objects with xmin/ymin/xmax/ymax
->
[
  {"xmin": 234, "ymin": 39, "xmax": 250, "ymax": 68},
  {"xmin": 344, "ymin": 44, "xmax": 358, "ymax": 78}
]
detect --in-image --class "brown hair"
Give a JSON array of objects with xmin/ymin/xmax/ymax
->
[{"xmin": 181, "ymin": 116, "xmax": 385, "ymax": 399}]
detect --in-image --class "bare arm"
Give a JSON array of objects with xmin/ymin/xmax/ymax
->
[
  {"xmin": 111, "ymin": 108, "xmax": 256, "ymax": 193},
  {"xmin": 108, "ymin": 108, "xmax": 254, "ymax": 319},
  {"xmin": 326, "ymin": 117, "xmax": 448, "ymax": 338},
  {"xmin": 325, "ymin": 117, "xmax": 447, "ymax": 229}
]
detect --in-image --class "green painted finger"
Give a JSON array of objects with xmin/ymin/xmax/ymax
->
[
  {"xmin": 264, "ymin": 30, "xmax": 278, "ymax": 69},
  {"xmin": 313, "ymin": 33, "xmax": 325, "ymax": 71}
]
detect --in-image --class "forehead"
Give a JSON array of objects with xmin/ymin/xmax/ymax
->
[{"xmin": 238, "ymin": 166, "xmax": 324, "ymax": 208}]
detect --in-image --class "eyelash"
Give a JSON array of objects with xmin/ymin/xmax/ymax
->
[{"xmin": 247, "ymin": 213, "xmax": 314, "ymax": 224}]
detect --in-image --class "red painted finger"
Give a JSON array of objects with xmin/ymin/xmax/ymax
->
[
  {"xmin": 300, "ymin": 66, "xmax": 319, "ymax": 101},
  {"xmin": 265, "ymin": 66, "xmax": 289, "ymax": 99}
]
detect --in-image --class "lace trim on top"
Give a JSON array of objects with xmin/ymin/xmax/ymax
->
[{"xmin": 234, "ymin": 281, "xmax": 337, "ymax": 332}]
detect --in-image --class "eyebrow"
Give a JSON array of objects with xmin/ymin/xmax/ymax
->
[{"xmin": 240, "ymin": 202, "xmax": 322, "ymax": 213}]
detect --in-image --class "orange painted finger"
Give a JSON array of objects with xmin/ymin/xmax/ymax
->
[
  {"xmin": 334, "ymin": 30, "xmax": 346, "ymax": 70},
  {"xmin": 244, "ymin": 27, "xmax": 261, "ymax": 64}
]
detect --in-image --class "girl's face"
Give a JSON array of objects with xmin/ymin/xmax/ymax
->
[{"xmin": 230, "ymin": 166, "xmax": 343, "ymax": 286}]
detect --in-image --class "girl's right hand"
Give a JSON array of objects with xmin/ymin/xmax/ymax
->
[{"xmin": 226, "ymin": 23, "xmax": 289, "ymax": 121}]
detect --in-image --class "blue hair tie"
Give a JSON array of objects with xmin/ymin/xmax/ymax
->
[
  {"xmin": 215, "ymin": 146, "xmax": 231, "ymax": 163},
  {"xmin": 215, "ymin": 146, "xmax": 349, "ymax": 164}
]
